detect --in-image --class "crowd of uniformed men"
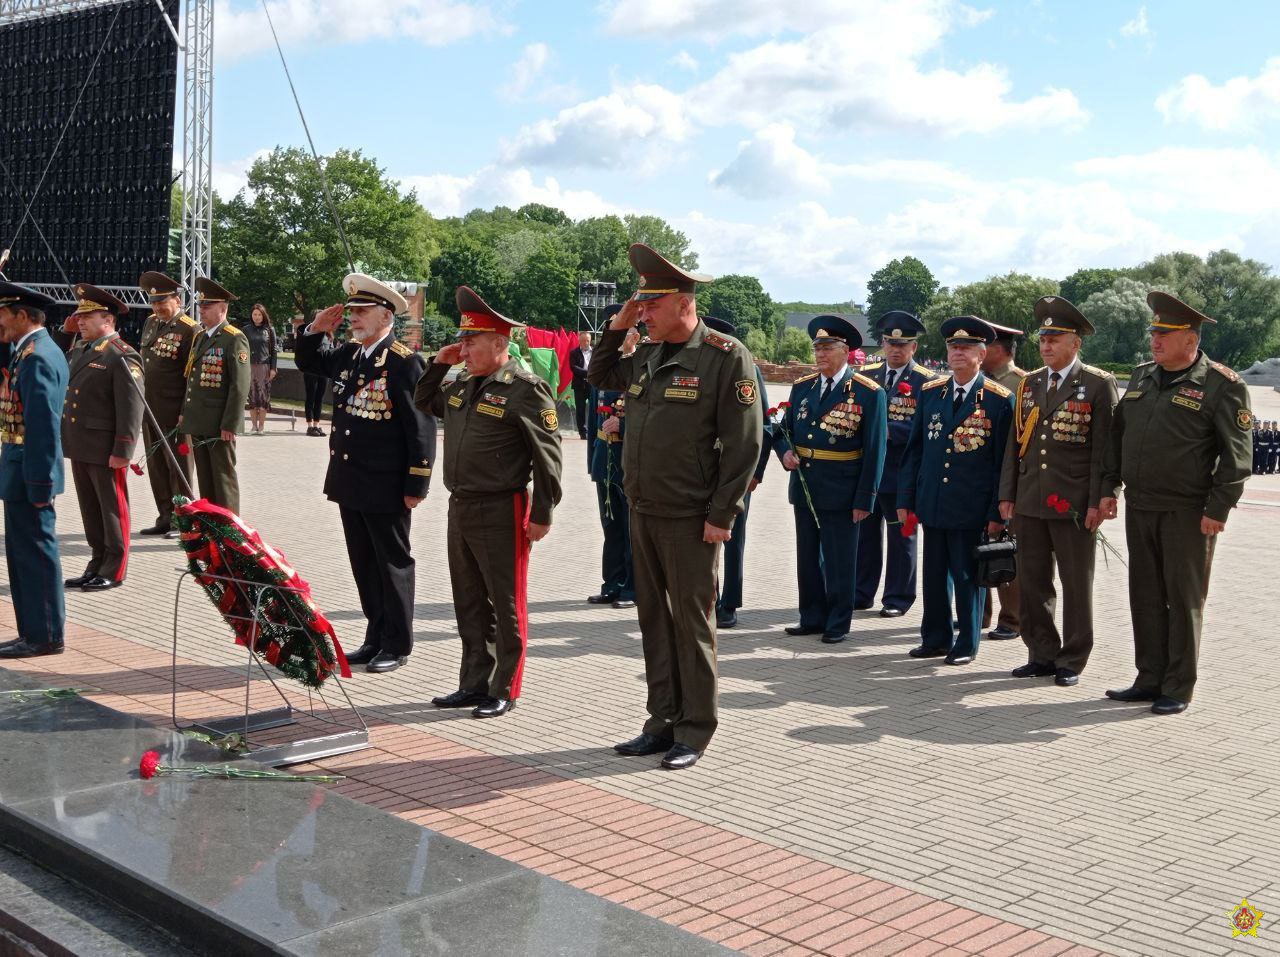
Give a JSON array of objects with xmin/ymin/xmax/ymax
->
[{"xmin": 0, "ymin": 240, "xmax": 1257, "ymax": 768}]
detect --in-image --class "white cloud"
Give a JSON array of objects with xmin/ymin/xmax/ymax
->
[
  {"xmin": 1120, "ymin": 6, "xmax": 1149, "ymax": 38},
  {"xmin": 1156, "ymin": 58, "xmax": 1280, "ymax": 132},
  {"xmin": 500, "ymin": 43, "xmax": 551, "ymax": 100},
  {"xmin": 402, "ymin": 166, "xmax": 620, "ymax": 220},
  {"xmin": 215, "ymin": 0, "xmax": 507, "ymax": 62},
  {"xmin": 1075, "ymin": 146, "xmax": 1280, "ymax": 216},
  {"xmin": 669, "ymin": 50, "xmax": 700, "ymax": 73},
  {"xmin": 500, "ymin": 83, "xmax": 693, "ymax": 172},
  {"xmin": 209, "ymin": 149, "xmax": 273, "ymax": 199}
]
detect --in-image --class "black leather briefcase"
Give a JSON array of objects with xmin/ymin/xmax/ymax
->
[{"xmin": 975, "ymin": 530, "xmax": 1017, "ymax": 587}]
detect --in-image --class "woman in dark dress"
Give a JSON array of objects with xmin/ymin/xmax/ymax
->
[
  {"xmin": 293, "ymin": 311, "xmax": 329, "ymax": 436},
  {"xmin": 244, "ymin": 303, "xmax": 278, "ymax": 434}
]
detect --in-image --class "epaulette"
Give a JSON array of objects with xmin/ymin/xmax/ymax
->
[
  {"xmin": 225, "ymin": 324, "xmax": 243, "ymax": 336},
  {"xmin": 794, "ymin": 372, "xmax": 819, "ymax": 384},
  {"xmin": 852, "ymin": 372, "xmax": 881, "ymax": 391},
  {"xmin": 911, "ymin": 362, "xmax": 935, "ymax": 377},
  {"xmin": 178, "ymin": 314, "xmax": 196, "ymax": 327},
  {"xmin": 860, "ymin": 361, "xmax": 884, "ymax": 372},
  {"xmin": 985, "ymin": 379, "xmax": 1012, "ymax": 398},
  {"xmin": 1010, "ymin": 366, "xmax": 1029, "ymax": 379},
  {"xmin": 1080, "ymin": 363, "xmax": 1112, "ymax": 379},
  {"xmin": 108, "ymin": 337, "xmax": 133, "ymax": 354},
  {"xmin": 390, "ymin": 340, "xmax": 413, "ymax": 358},
  {"xmin": 513, "ymin": 367, "xmax": 543, "ymax": 385},
  {"xmin": 702, "ymin": 331, "xmax": 736, "ymax": 353},
  {"xmin": 1208, "ymin": 360, "xmax": 1240, "ymax": 382},
  {"xmin": 922, "ymin": 377, "xmax": 948, "ymax": 390}
]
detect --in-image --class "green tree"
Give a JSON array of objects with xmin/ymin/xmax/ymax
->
[
  {"xmin": 622, "ymin": 215, "xmax": 698, "ymax": 295},
  {"xmin": 1197, "ymin": 250, "xmax": 1280, "ymax": 367},
  {"xmin": 742, "ymin": 327, "xmax": 774, "ymax": 362},
  {"xmin": 212, "ymin": 147, "xmax": 437, "ymax": 325},
  {"xmin": 572, "ymin": 215, "xmax": 632, "ymax": 290},
  {"xmin": 1059, "ymin": 267, "xmax": 1126, "ymax": 306},
  {"xmin": 952, "ymin": 272, "xmax": 1059, "ymax": 368},
  {"xmin": 516, "ymin": 203, "xmax": 572, "ymax": 228},
  {"xmin": 429, "ymin": 235, "xmax": 507, "ymax": 319},
  {"xmin": 492, "ymin": 229, "xmax": 544, "ymax": 281},
  {"xmin": 1080, "ymin": 277, "xmax": 1154, "ymax": 365},
  {"xmin": 1130, "ymin": 251, "xmax": 1210, "ymax": 309},
  {"xmin": 509, "ymin": 234, "xmax": 580, "ymax": 329},
  {"xmin": 775, "ymin": 327, "xmax": 814, "ymax": 364},
  {"xmin": 865, "ymin": 256, "xmax": 939, "ymax": 322},
  {"xmin": 705, "ymin": 274, "xmax": 778, "ymax": 336}
]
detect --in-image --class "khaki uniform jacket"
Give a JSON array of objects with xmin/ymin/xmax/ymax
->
[
  {"xmin": 989, "ymin": 360, "xmax": 1027, "ymax": 392},
  {"xmin": 414, "ymin": 357, "xmax": 563, "ymax": 525},
  {"xmin": 181, "ymin": 321, "xmax": 250, "ymax": 436},
  {"xmin": 1102, "ymin": 352, "xmax": 1253, "ymax": 522},
  {"xmin": 60, "ymin": 333, "xmax": 144, "ymax": 464},
  {"xmin": 587, "ymin": 321, "xmax": 763, "ymax": 530},
  {"xmin": 139, "ymin": 312, "xmax": 196, "ymax": 422},
  {"xmin": 1000, "ymin": 362, "xmax": 1120, "ymax": 518}
]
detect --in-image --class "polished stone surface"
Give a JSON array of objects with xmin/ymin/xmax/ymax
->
[{"xmin": 0, "ymin": 667, "xmax": 730, "ymax": 955}]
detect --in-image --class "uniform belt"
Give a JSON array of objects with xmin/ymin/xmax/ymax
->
[
  {"xmin": 595, "ymin": 429, "xmax": 620, "ymax": 443},
  {"xmin": 451, "ymin": 489, "xmax": 525, "ymax": 502},
  {"xmin": 794, "ymin": 446, "xmax": 861, "ymax": 462}
]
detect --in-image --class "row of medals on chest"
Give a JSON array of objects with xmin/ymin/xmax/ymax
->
[
  {"xmin": 198, "ymin": 349, "xmax": 225, "ymax": 387},
  {"xmin": 341, "ymin": 369, "xmax": 393, "ymax": 420},
  {"xmin": 811, "ymin": 397, "xmax": 862, "ymax": 442}
]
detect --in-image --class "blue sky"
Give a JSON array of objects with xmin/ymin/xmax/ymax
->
[{"xmin": 208, "ymin": 0, "xmax": 1280, "ymax": 301}]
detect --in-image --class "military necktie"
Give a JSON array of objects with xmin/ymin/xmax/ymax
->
[
  {"xmin": 953, "ymin": 385, "xmax": 965, "ymax": 413},
  {"xmin": 1050, "ymin": 370, "xmax": 1061, "ymax": 399},
  {"xmin": 885, "ymin": 368, "xmax": 896, "ymax": 393},
  {"xmin": 820, "ymin": 377, "xmax": 833, "ymax": 403}
]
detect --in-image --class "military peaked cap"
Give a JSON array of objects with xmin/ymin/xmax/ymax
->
[
  {"xmin": 1034, "ymin": 296, "xmax": 1094, "ymax": 336},
  {"xmin": 630, "ymin": 243, "xmax": 713, "ymax": 301}
]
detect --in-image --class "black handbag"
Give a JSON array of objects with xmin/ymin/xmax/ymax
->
[{"xmin": 975, "ymin": 529, "xmax": 1017, "ymax": 587}]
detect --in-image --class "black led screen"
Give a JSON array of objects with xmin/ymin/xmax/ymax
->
[{"xmin": 0, "ymin": 0, "xmax": 179, "ymax": 287}]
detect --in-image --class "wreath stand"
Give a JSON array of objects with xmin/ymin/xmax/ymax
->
[{"xmin": 170, "ymin": 569, "xmax": 369, "ymax": 768}]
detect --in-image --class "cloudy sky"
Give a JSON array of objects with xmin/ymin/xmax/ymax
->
[{"xmin": 208, "ymin": 0, "xmax": 1280, "ymax": 301}]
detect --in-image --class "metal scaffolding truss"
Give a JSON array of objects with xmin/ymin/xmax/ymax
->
[{"xmin": 0, "ymin": 0, "xmax": 211, "ymax": 309}]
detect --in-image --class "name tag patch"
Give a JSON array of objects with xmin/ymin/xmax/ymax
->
[
  {"xmin": 1171, "ymin": 395, "xmax": 1201, "ymax": 411},
  {"xmin": 664, "ymin": 387, "xmax": 699, "ymax": 401},
  {"xmin": 476, "ymin": 402, "xmax": 505, "ymax": 418}
]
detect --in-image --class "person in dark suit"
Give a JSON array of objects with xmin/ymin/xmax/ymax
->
[
  {"xmin": 0, "ymin": 282, "xmax": 70, "ymax": 658},
  {"xmin": 704, "ymin": 316, "xmax": 771, "ymax": 629},
  {"xmin": 570, "ymin": 330, "xmax": 593, "ymax": 439},
  {"xmin": 897, "ymin": 317, "xmax": 1015, "ymax": 666},
  {"xmin": 59, "ymin": 284, "xmax": 145, "ymax": 592},
  {"xmin": 855, "ymin": 311, "xmax": 938, "ymax": 618},
  {"xmin": 295, "ymin": 273, "xmax": 436, "ymax": 674},
  {"xmin": 775, "ymin": 316, "xmax": 887, "ymax": 643}
]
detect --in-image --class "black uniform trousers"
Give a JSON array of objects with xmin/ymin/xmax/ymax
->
[
  {"xmin": 717, "ymin": 491, "xmax": 751, "ymax": 614},
  {"xmin": 70, "ymin": 460, "xmax": 131, "ymax": 581},
  {"xmin": 854, "ymin": 491, "xmax": 917, "ymax": 612},
  {"xmin": 303, "ymin": 372, "xmax": 327, "ymax": 421},
  {"xmin": 595, "ymin": 479, "xmax": 634, "ymax": 600},
  {"xmin": 448, "ymin": 492, "xmax": 531, "ymax": 700},
  {"xmin": 142, "ymin": 415, "xmax": 193, "ymax": 526},
  {"xmin": 339, "ymin": 504, "xmax": 416, "ymax": 657},
  {"xmin": 795, "ymin": 506, "xmax": 859, "ymax": 637}
]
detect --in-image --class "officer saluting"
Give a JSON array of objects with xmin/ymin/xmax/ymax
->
[
  {"xmin": 60, "ymin": 284, "xmax": 144, "ymax": 592},
  {"xmin": 897, "ymin": 317, "xmax": 1014, "ymax": 666},
  {"xmin": 297, "ymin": 274, "xmax": 436, "ymax": 674},
  {"xmin": 855, "ymin": 311, "xmax": 937, "ymax": 618},
  {"xmin": 0, "ymin": 282, "xmax": 70, "ymax": 658},
  {"xmin": 1100, "ymin": 292, "xmax": 1253, "ymax": 715},
  {"xmin": 181, "ymin": 277, "xmax": 249, "ymax": 512},
  {"xmin": 136, "ymin": 271, "xmax": 196, "ymax": 536},
  {"xmin": 415, "ymin": 286, "xmax": 563, "ymax": 717},
  {"xmin": 777, "ymin": 316, "xmax": 887, "ymax": 643},
  {"xmin": 588, "ymin": 244, "xmax": 762, "ymax": 769}
]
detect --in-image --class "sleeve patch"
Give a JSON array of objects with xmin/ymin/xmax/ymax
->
[
  {"xmin": 735, "ymin": 379, "xmax": 758, "ymax": 405},
  {"xmin": 1238, "ymin": 408, "xmax": 1254, "ymax": 430},
  {"xmin": 540, "ymin": 408, "xmax": 559, "ymax": 431}
]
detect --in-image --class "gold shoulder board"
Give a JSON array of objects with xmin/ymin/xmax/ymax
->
[
  {"xmin": 985, "ymin": 379, "xmax": 1012, "ymax": 398},
  {"xmin": 390, "ymin": 341, "xmax": 413, "ymax": 358},
  {"xmin": 702, "ymin": 332, "xmax": 736, "ymax": 353},
  {"xmin": 1208, "ymin": 360, "xmax": 1240, "ymax": 382},
  {"xmin": 794, "ymin": 372, "xmax": 819, "ymax": 384},
  {"xmin": 922, "ymin": 377, "xmax": 948, "ymax": 391},
  {"xmin": 852, "ymin": 372, "xmax": 881, "ymax": 391}
]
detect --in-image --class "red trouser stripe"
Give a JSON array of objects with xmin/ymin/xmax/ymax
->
[
  {"xmin": 509, "ymin": 491, "xmax": 531, "ymax": 699},
  {"xmin": 114, "ymin": 466, "xmax": 130, "ymax": 580}
]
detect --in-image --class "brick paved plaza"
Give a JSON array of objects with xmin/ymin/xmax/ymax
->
[{"xmin": 3, "ymin": 383, "xmax": 1279, "ymax": 956}]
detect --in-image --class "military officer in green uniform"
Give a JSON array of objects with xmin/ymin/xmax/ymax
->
[
  {"xmin": 415, "ymin": 286, "xmax": 563, "ymax": 718},
  {"xmin": 588, "ymin": 244, "xmax": 763, "ymax": 770},
  {"xmin": 180, "ymin": 277, "xmax": 249, "ymax": 513},
  {"xmin": 60, "ymin": 284, "xmax": 145, "ymax": 592},
  {"xmin": 136, "ymin": 271, "xmax": 196, "ymax": 536},
  {"xmin": 999, "ymin": 297, "xmax": 1119, "ymax": 686},
  {"xmin": 1100, "ymin": 292, "xmax": 1253, "ymax": 715}
]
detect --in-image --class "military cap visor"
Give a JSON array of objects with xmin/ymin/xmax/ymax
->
[
  {"xmin": 940, "ymin": 316, "xmax": 996, "ymax": 345},
  {"xmin": 1146, "ymin": 290, "xmax": 1215, "ymax": 332},
  {"xmin": 630, "ymin": 242, "xmax": 713, "ymax": 301},
  {"xmin": 455, "ymin": 285, "xmax": 524, "ymax": 338},
  {"xmin": 875, "ymin": 310, "xmax": 926, "ymax": 342},
  {"xmin": 72, "ymin": 283, "xmax": 129, "ymax": 317},
  {"xmin": 139, "ymin": 271, "xmax": 181, "ymax": 301},
  {"xmin": 1034, "ymin": 295, "xmax": 1094, "ymax": 336},
  {"xmin": 0, "ymin": 281, "xmax": 55, "ymax": 312},
  {"xmin": 808, "ymin": 314, "xmax": 862, "ymax": 350}
]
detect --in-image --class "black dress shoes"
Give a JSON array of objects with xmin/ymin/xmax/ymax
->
[
  {"xmin": 587, "ymin": 592, "xmax": 619, "ymax": 604},
  {"xmin": 80, "ymin": 576, "xmax": 122, "ymax": 591},
  {"xmin": 613, "ymin": 733, "xmax": 673, "ymax": 756},
  {"xmin": 432, "ymin": 689, "xmax": 489, "ymax": 708},
  {"xmin": 908, "ymin": 645, "xmax": 948, "ymax": 658},
  {"xmin": 945, "ymin": 655, "xmax": 973, "ymax": 666},
  {"xmin": 1054, "ymin": 668, "xmax": 1079, "ymax": 687},
  {"xmin": 716, "ymin": 610, "xmax": 737, "ymax": 628},
  {"xmin": 472, "ymin": 697, "xmax": 514, "ymax": 718},
  {"xmin": 138, "ymin": 523, "xmax": 168, "ymax": 536},
  {"xmin": 1011, "ymin": 662, "xmax": 1056, "ymax": 678},
  {"xmin": 0, "ymin": 640, "xmax": 64, "ymax": 658},
  {"xmin": 660, "ymin": 744, "xmax": 701, "ymax": 769},
  {"xmin": 820, "ymin": 632, "xmax": 848, "ymax": 644},
  {"xmin": 344, "ymin": 643, "xmax": 380, "ymax": 666},
  {"xmin": 612, "ymin": 599, "xmax": 636, "ymax": 609},
  {"xmin": 987, "ymin": 626, "xmax": 1019, "ymax": 640},
  {"xmin": 879, "ymin": 607, "xmax": 906, "ymax": 618},
  {"xmin": 64, "ymin": 572, "xmax": 93, "ymax": 589},
  {"xmin": 785, "ymin": 625, "xmax": 823, "ymax": 636},
  {"xmin": 1151, "ymin": 696, "xmax": 1187, "ymax": 715},
  {"xmin": 366, "ymin": 652, "xmax": 408, "ymax": 673},
  {"xmin": 1105, "ymin": 685, "xmax": 1160, "ymax": 702}
]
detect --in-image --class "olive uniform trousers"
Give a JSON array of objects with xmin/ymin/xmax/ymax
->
[
  {"xmin": 70, "ymin": 461, "xmax": 131, "ymax": 581},
  {"xmin": 1014, "ymin": 514, "xmax": 1096, "ymax": 672},
  {"xmin": 142, "ymin": 415, "xmax": 193, "ymax": 526},
  {"xmin": 631, "ymin": 510, "xmax": 720, "ymax": 751},
  {"xmin": 192, "ymin": 437, "xmax": 239, "ymax": 514},
  {"xmin": 448, "ymin": 492, "xmax": 531, "ymax": 700},
  {"xmin": 1125, "ymin": 507, "xmax": 1214, "ymax": 702}
]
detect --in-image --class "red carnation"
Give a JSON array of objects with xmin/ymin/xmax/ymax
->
[
  {"xmin": 897, "ymin": 380, "xmax": 913, "ymax": 396},
  {"xmin": 176, "ymin": 441, "xmax": 191, "ymax": 456},
  {"xmin": 139, "ymin": 750, "xmax": 162, "ymax": 779},
  {"xmin": 901, "ymin": 512, "xmax": 919, "ymax": 537},
  {"xmin": 852, "ymin": 349, "xmax": 866, "ymax": 364},
  {"xmin": 597, "ymin": 404, "xmax": 612, "ymax": 415},
  {"xmin": 778, "ymin": 401, "xmax": 791, "ymax": 410},
  {"xmin": 1055, "ymin": 499, "xmax": 1071, "ymax": 514},
  {"xmin": 1046, "ymin": 494, "xmax": 1059, "ymax": 507},
  {"xmin": 130, "ymin": 463, "xmax": 144, "ymax": 475},
  {"xmin": 767, "ymin": 406, "xmax": 779, "ymax": 417}
]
